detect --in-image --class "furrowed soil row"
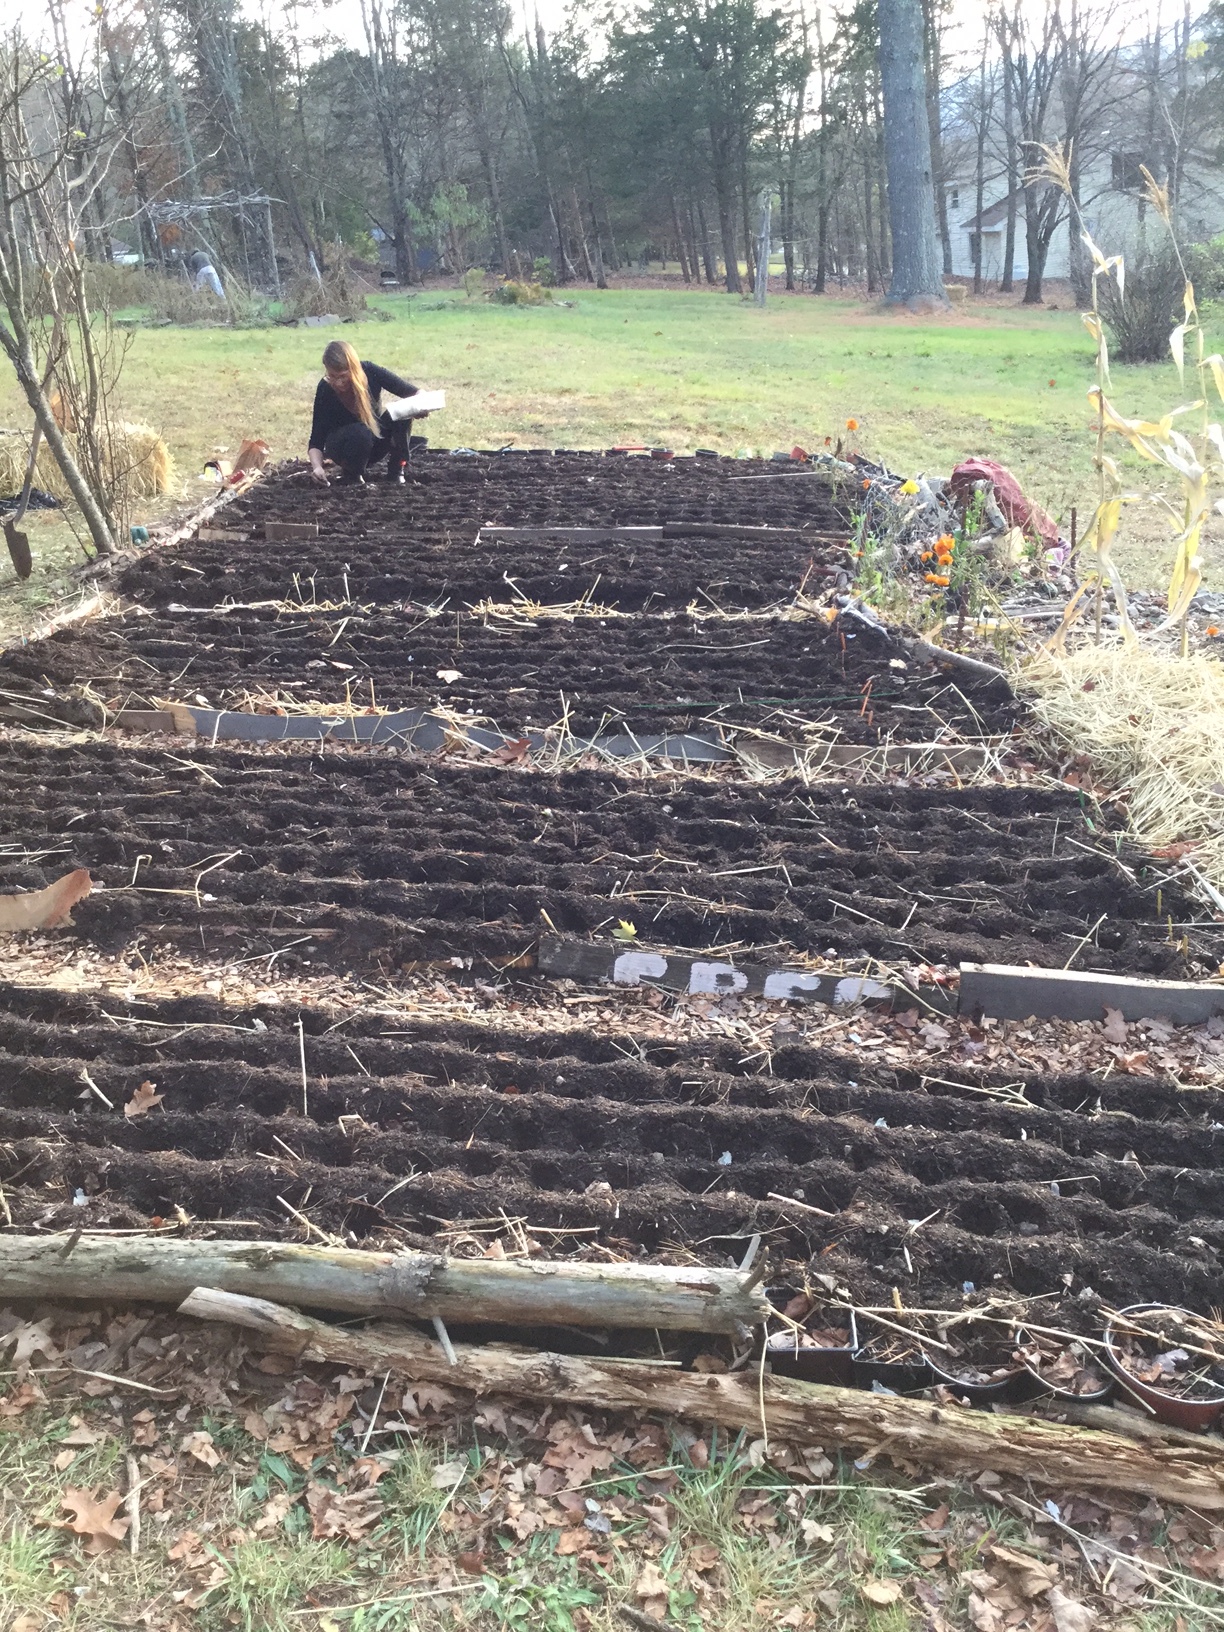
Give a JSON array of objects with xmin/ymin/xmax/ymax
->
[
  {"xmin": 118, "ymin": 455, "xmax": 851, "ymax": 612},
  {"xmin": 1, "ymin": 609, "xmax": 1010, "ymax": 744},
  {"xmin": 2, "ymin": 985, "xmax": 1221, "ymax": 1315},
  {"xmin": 0, "ymin": 744, "xmax": 1213, "ymax": 978}
]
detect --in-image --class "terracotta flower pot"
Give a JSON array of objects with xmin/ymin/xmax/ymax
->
[{"xmin": 1104, "ymin": 1304, "xmax": 1224, "ymax": 1431}]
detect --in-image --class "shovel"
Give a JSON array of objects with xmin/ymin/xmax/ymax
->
[{"xmin": 3, "ymin": 423, "xmax": 41, "ymax": 581}]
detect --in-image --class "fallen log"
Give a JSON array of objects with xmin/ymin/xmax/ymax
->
[
  {"xmin": 180, "ymin": 1288, "xmax": 1224, "ymax": 1510},
  {"xmin": 0, "ymin": 1234, "xmax": 765, "ymax": 1334}
]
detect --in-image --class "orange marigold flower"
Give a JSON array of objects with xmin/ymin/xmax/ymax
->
[
  {"xmin": 937, "ymin": 534, "xmax": 955, "ymax": 551},
  {"xmin": 861, "ymin": 478, "xmax": 871, "ymax": 489},
  {"xmin": 924, "ymin": 572, "xmax": 950, "ymax": 586},
  {"xmin": 1209, "ymin": 625, "xmax": 1220, "ymax": 636},
  {"xmin": 920, "ymin": 551, "xmax": 933, "ymax": 562},
  {"xmin": 846, "ymin": 417, "xmax": 859, "ymax": 431}
]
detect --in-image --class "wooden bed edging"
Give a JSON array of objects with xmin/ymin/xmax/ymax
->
[
  {"xmin": 184, "ymin": 1288, "xmax": 1224, "ymax": 1510},
  {"xmin": 0, "ymin": 1235, "xmax": 767, "ymax": 1335}
]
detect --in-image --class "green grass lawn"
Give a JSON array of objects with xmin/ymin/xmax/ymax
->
[{"xmin": 0, "ymin": 283, "xmax": 1210, "ymax": 641}]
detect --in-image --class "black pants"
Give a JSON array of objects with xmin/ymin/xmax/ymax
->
[{"xmin": 323, "ymin": 412, "xmax": 412, "ymax": 479}]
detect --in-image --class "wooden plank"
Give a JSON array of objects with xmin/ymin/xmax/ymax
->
[
  {"xmin": 539, "ymin": 935, "xmax": 896, "ymax": 1006},
  {"xmin": 662, "ymin": 523, "xmax": 846, "ymax": 541},
  {"xmin": 196, "ymin": 527, "xmax": 249, "ymax": 543},
  {"xmin": 263, "ymin": 521, "xmax": 319, "ymax": 542},
  {"xmin": 959, "ymin": 961, "xmax": 1224, "ymax": 1024},
  {"xmin": 478, "ymin": 526, "xmax": 664, "ymax": 542}
]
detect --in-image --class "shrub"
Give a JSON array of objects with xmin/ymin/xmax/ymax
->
[
  {"xmin": 532, "ymin": 256, "xmax": 557, "ymax": 287},
  {"xmin": 462, "ymin": 267, "xmax": 487, "ymax": 298},
  {"xmin": 1098, "ymin": 247, "xmax": 1184, "ymax": 363},
  {"xmin": 488, "ymin": 279, "xmax": 551, "ymax": 306}
]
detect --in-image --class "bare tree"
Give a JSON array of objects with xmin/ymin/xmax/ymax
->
[{"xmin": 0, "ymin": 38, "xmax": 118, "ymax": 559}]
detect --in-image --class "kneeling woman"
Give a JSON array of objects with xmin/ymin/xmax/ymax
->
[{"xmin": 308, "ymin": 339, "xmax": 423, "ymax": 486}]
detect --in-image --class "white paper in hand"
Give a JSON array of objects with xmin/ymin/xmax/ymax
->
[{"xmin": 385, "ymin": 388, "xmax": 445, "ymax": 421}]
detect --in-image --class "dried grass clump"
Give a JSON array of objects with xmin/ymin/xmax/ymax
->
[
  {"xmin": 1019, "ymin": 644, "xmax": 1224, "ymax": 891},
  {"xmin": 0, "ymin": 423, "xmax": 173, "ymax": 504}
]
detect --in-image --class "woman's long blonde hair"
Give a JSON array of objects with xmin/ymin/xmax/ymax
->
[{"xmin": 322, "ymin": 339, "xmax": 378, "ymax": 431}]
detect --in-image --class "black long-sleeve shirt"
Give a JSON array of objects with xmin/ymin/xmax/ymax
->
[{"xmin": 308, "ymin": 361, "xmax": 417, "ymax": 453}]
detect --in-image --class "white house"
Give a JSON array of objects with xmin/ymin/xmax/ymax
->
[{"xmin": 943, "ymin": 36, "xmax": 1224, "ymax": 286}]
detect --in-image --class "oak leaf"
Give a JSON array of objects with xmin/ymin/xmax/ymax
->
[
  {"xmin": 124, "ymin": 1080, "xmax": 164, "ymax": 1119},
  {"xmin": 58, "ymin": 1487, "xmax": 130, "ymax": 1554}
]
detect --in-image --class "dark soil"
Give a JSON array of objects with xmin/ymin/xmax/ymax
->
[
  {"xmin": 119, "ymin": 454, "xmax": 851, "ymax": 613},
  {"xmin": 1, "ymin": 608, "xmax": 1012, "ymax": 744},
  {"xmin": 0, "ymin": 742, "xmax": 1214, "ymax": 978},
  {"xmin": 1, "ymin": 982, "xmax": 1221, "ymax": 1316}
]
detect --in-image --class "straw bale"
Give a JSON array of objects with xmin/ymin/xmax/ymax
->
[{"xmin": 0, "ymin": 422, "xmax": 173, "ymax": 504}]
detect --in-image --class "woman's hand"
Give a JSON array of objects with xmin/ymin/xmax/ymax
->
[{"xmin": 310, "ymin": 465, "xmax": 330, "ymax": 488}]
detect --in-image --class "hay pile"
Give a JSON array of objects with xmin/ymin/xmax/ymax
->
[
  {"xmin": 1019, "ymin": 644, "xmax": 1224, "ymax": 894},
  {"xmin": 0, "ymin": 423, "xmax": 173, "ymax": 503}
]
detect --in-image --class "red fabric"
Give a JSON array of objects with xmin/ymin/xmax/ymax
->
[{"xmin": 948, "ymin": 458, "xmax": 1059, "ymax": 551}]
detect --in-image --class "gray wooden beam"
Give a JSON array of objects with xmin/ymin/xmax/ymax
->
[
  {"xmin": 959, "ymin": 962, "xmax": 1224, "ymax": 1024},
  {"xmin": 539, "ymin": 935, "xmax": 896, "ymax": 1006}
]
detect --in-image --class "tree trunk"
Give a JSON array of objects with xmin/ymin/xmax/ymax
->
[
  {"xmin": 815, "ymin": 199, "xmax": 830, "ymax": 292},
  {"xmin": 0, "ymin": 316, "xmax": 115, "ymax": 557},
  {"xmin": 878, "ymin": 0, "xmax": 948, "ymax": 307},
  {"xmin": 1000, "ymin": 39, "xmax": 1018, "ymax": 294},
  {"xmin": 696, "ymin": 198, "xmax": 718, "ymax": 285},
  {"xmin": 973, "ymin": 36, "xmax": 988, "ymax": 295},
  {"xmin": 1023, "ymin": 199, "xmax": 1046, "ymax": 303},
  {"xmin": 921, "ymin": 0, "xmax": 953, "ymax": 275},
  {"xmin": 715, "ymin": 178, "xmax": 742, "ymax": 294},
  {"xmin": 671, "ymin": 197, "xmax": 692, "ymax": 283},
  {"xmin": 188, "ymin": 1288, "xmax": 1224, "ymax": 1512},
  {"xmin": 863, "ymin": 148, "xmax": 878, "ymax": 294},
  {"xmin": 0, "ymin": 1233, "xmax": 767, "ymax": 1333}
]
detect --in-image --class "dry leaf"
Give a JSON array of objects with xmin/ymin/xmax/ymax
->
[
  {"xmin": 54, "ymin": 1450, "xmax": 78, "ymax": 1472},
  {"xmin": 305, "ymin": 1481, "xmax": 382, "ymax": 1541},
  {"xmin": 431, "ymin": 1458, "xmax": 466, "ymax": 1489},
  {"xmin": 180, "ymin": 1430, "xmax": 222, "ymax": 1468},
  {"xmin": 1102, "ymin": 1007, "xmax": 1129, "ymax": 1045},
  {"xmin": 124, "ymin": 1080, "xmax": 164, "ymax": 1119},
  {"xmin": 635, "ymin": 1562, "xmax": 670, "ymax": 1601},
  {"xmin": 967, "ymin": 1592, "xmax": 1006, "ymax": 1632},
  {"xmin": 491, "ymin": 737, "xmax": 531, "ymax": 764},
  {"xmin": 57, "ymin": 1488, "xmax": 131, "ymax": 1554},
  {"xmin": 990, "ymin": 1543, "xmax": 1059, "ymax": 1599},
  {"xmin": 0, "ymin": 869, "xmax": 91, "ymax": 933},
  {"xmin": 1049, "ymin": 1586, "xmax": 1098, "ymax": 1632},
  {"xmin": 800, "ymin": 1519, "xmax": 835, "ymax": 1545},
  {"xmin": 436, "ymin": 668, "xmax": 462, "ymax": 684},
  {"xmin": 253, "ymin": 1491, "xmax": 297, "ymax": 1534},
  {"xmin": 861, "ymin": 1580, "xmax": 903, "ymax": 1606}
]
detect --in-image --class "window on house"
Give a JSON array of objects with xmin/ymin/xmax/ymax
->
[
  {"xmin": 950, "ymin": 186, "xmax": 960, "ymax": 208},
  {"xmin": 1111, "ymin": 152, "xmax": 1145, "ymax": 192}
]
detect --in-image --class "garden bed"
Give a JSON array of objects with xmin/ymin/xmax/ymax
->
[{"xmin": 0, "ymin": 743, "xmax": 1214, "ymax": 978}]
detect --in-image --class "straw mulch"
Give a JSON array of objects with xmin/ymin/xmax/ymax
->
[
  {"xmin": 1019, "ymin": 643, "xmax": 1224, "ymax": 896},
  {"xmin": 0, "ymin": 423, "xmax": 172, "ymax": 502}
]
